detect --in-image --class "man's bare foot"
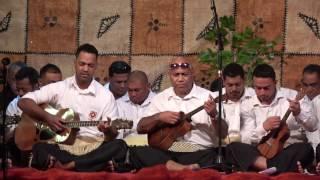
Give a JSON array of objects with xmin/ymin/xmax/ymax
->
[
  {"xmin": 47, "ymin": 155, "xmax": 74, "ymax": 170},
  {"xmin": 165, "ymin": 160, "xmax": 200, "ymax": 171},
  {"xmin": 54, "ymin": 161, "xmax": 75, "ymax": 170},
  {"xmin": 297, "ymin": 161, "xmax": 304, "ymax": 174},
  {"xmin": 106, "ymin": 160, "xmax": 115, "ymax": 172},
  {"xmin": 0, "ymin": 158, "xmax": 12, "ymax": 168},
  {"xmin": 316, "ymin": 162, "xmax": 320, "ymax": 174}
]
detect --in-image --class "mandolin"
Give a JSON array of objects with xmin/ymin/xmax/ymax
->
[
  {"xmin": 257, "ymin": 91, "xmax": 304, "ymax": 159},
  {"xmin": 14, "ymin": 105, "xmax": 133, "ymax": 151}
]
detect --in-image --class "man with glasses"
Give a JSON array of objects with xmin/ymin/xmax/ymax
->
[
  {"xmin": 301, "ymin": 64, "xmax": 320, "ymax": 174},
  {"xmin": 136, "ymin": 56, "xmax": 228, "ymax": 170}
]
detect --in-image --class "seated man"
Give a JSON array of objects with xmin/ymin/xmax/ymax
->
[
  {"xmin": 135, "ymin": 56, "xmax": 228, "ymax": 170},
  {"xmin": 229, "ymin": 64, "xmax": 317, "ymax": 173},
  {"xmin": 39, "ymin": 63, "xmax": 62, "ymax": 86},
  {"xmin": 3, "ymin": 61, "xmax": 26, "ymax": 110},
  {"xmin": 18, "ymin": 43, "xmax": 127, "ymax": 172},
  {"xmin": 6, "ymin": 67, "xmax": 39, "ymax": 118},
  {"xmin": 4, "ymin": 66, "xmax": 39, "ymax": 167},
  {"xmin": 300, "ymin": 64, "xmax": 320, "ymax": 173},
  {"xmin": 116, "ymin": 70, "xmax": 156, "ymax": 145},
  {"xmin": 104, "ymin": 61, "xmax": 131, "ymax": 100},
  {"xmin": 211, "ymin": 63, "xmax": 255, "ymax": 144}
]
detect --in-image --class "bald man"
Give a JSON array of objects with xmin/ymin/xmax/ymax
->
[{"xmin": 116, "ymin": 70, "xmax": 156, "ymax": 144}]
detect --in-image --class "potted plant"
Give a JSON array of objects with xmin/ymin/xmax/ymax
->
[{"xmin": 199, "ymin": 16, "xmax": 279, "ymax": 84}]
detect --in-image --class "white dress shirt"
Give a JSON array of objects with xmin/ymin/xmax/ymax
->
[
  {"xmin": 212, "ymin": 87, "xmax": 255, "ymax": 141},
  {"xmin": 240, "ymin": 87, "xmax": 317, "ymax": 145},
  {"xmin": 117, "ymin": 91, "xmax": 156, "ymax": 139},
  {"xmin": 23, "ymin": 76, "xmax": 118, "ymax": 138},
  {"xmin": 142, "ymin": 84, "xmax": 217, "ymax": 148},
  {"xmin": 6, "ymin": 96, "xmax": 22, "ymax": 117},
  {"xmin": 306, "ymin": 95, "xmax": 320, "ymax": 151},
  {"xmin": 104, "ymin": 82, "xmax": 129, "ymax": 102},
  {"xmin": 5, "ymin": 96, "xmax": 21, "ymax": 140}
]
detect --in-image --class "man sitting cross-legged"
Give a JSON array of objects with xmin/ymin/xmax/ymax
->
[
  {"xmin": 134, "ymin": 56, "xmax": 229, "ymax": 171},
  {"xmin": 18, "ymin": 43, "xmax": 127, "ymax": 172}
]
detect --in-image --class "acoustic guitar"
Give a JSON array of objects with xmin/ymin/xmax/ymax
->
[
  {"xmin": 257, "ymin": 91, "xmax": 304, "ymax": 159},
  {"xmin": 14, "ymin": 105, "xmax": 133, "ymax": 151},
  {"xmin": 148, "ymin": 105, "xmax": 204, "ymax": 150}
]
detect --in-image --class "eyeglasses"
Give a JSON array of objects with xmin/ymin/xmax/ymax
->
[{"xmin": 169, "ymin": 63, "xmax": 191, "ymax": 69}]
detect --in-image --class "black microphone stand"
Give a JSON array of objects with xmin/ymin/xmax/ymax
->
[
  {"xmin": 1, "ymin": 57, "xmax": 10, "ymax": 180},
  {"xmin": 211, "ymin": 0, "xmax": 230, "ymax": 172}
]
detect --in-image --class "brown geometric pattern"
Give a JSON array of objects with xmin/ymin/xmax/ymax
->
[
  {"xmin": 131, "ymin": 0, "xmax": 183, "ymax": 55},
  {"xmin": 285, "ymin": 0, "xmax": 320, "ymax": 54},
  {"xmin": 0, "ymin": 54, "xmax": 25, "ymax": 64},
  {"xmin": 236, "ymin": 0, "xmax": 285, "ymax": 51},
  {"xmin": 282, "ymin": 55, "xmax": 320, "ymax": 90},
  {"xmin": 131, "ymin": 56, "xmax": 172, "ymax": 91},
  {"xmin": 79, "ymin": 0, "xmax": 131, "ymax": 54},
  {"xmin": 27, "ymin": 54, "xmax": 75, "ymax": 79},
  {"xmin": 184, "ymin": 0, "xmax": 234, "ymax": 53},
  {"xmin": 27, "ymin": 0, "xmax": 77, "ymax": 53},
  {"xmin": 0, "ymin": 0, "xmax": 319, "ymax": 90},
  {"xmin": 131, "ymin": 55, "xmax": 217, "ymax": 91},
  {"xmin": 0, "ymin": 0, "xmax": 27, "ymax": 53},
  {"xmin": 95, "ymin": 56, "xmax": 129, "ymax": 85}
]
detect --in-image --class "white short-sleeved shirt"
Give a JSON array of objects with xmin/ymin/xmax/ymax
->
[
  {"xmin": 6, "ymin": 96, "xmax": 22, "ymax": 117},
  {"xmin": 306, "ymin": 95, "xmax": 320, "ymax": 151},
  {"xmin": 5, "ymin": 96, "xmax": 21, "ymax": 139},
  {"xmin": 117, "ymin": 91, "xmax": 156, "ymax": 138},
  {"xmin": 142, "ymin": 84, "xmax": 217, "ymax": 148},
  {"xmin": 23, "ymin": 76, "xmax": 118, "ymax": 138},
  {"xmin": 212, "ymin": 87, "xmax": 255, "ymax": 142},
  {"xmin": 104, "ymin": 82, "xmax": 129, "ymax": 102},
  {"xmin": 240, "ymin": 87, "xmax": 317, "ymax": 145}
]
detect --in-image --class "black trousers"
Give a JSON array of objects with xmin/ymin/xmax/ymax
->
[
  {"xmin": 2, "ymin": 138, "xmax": 30, "ymax": 167},
  {"xmin": 128, "ymin": 146, "xmax": 228, "ymax": 170},
  {"xmin": 31, "ymin": 139, "xmax": 128, "ymax": 172},
  {"xmin": 227, "ymin": 142, "xmax": 314, "ymax": 173},
  {"xmin": 315, "ymin": 144, "xmax": 320, "ymax": 162}
]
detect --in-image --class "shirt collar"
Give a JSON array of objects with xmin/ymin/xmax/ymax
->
[
  {"xmin": 223, "ymin": 87, "xmax": 253, "ymax": 104},
  {"xmin": 120, "ymin": 92, "xmax": 130, "ymax": 102},
  {"xmin": 252, "ymin": 88, "xmax": 285, "ymax": 107},
  {"xmin": 168, "ymin": 83, "xmax": 200, "ymax": 100},
  {"xmin": 126, "ymin": 91, "xmax": 155, "ymax": 107},
  {"xmin": 70, "ymin": 75, "xmax": 96, "ymax": 95}
]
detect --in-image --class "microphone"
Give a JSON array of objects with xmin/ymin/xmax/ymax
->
[
  {"xmin": 0, "ymin": 57, "xmax": 10, "ymax": 85},
  {"xmin": 1, "ymin": 57, "xmax": 10, "ymax": 66}
]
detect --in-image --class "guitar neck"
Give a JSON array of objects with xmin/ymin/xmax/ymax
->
[
  {"xmin": 184, "ymin": 105, "xmax": 204, "ymax": 121},
  {"xmin": 65, "ymin": 121, "xmax": 101, "ymax": 128},
  {"xmin": 63, "ymin": 119, "xmax": 133, "ymax": 130},
  {"xmin": 281, "ymin": 109, "xmax": 292, "ymax": 124}
]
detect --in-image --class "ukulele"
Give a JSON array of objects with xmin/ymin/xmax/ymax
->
[
  {"xmin": 257, "ymin": 91, "xmax": 304, "ymax": 159},
  {"xmin": 15, "ymin": 105, "xmax": 133, "ymax": 151},
  {"xmin": 148, "ymin": 105, "xmax": 204, "ymax": 150}
]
